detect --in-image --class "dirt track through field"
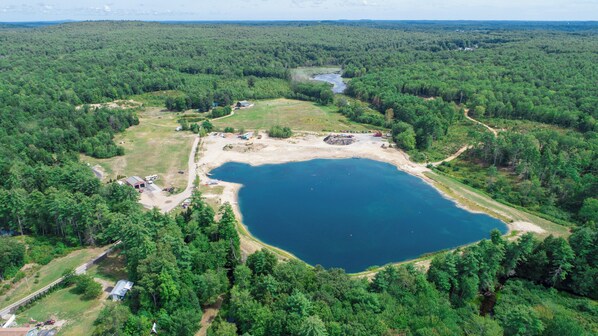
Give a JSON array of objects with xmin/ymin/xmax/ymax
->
[
  {"xmin": 430, "ymin": 108, "xmax": 499, "ymax": 165},
  {"xmin": 139, "ymin": 136, "xmax": 200, "ymax": 212}
]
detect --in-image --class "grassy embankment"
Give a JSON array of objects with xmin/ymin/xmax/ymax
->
[
  {"xmin": 426, "ymin": 172, "xmax": 569, "ymax": 237},
  {"xmin": 352, "ymin": 171, "xmax": 570, "ymax": 279}
]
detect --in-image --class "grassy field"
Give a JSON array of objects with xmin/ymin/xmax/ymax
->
[
  {"xmin": 213, "ymin": 98, "xmax": 372, "ymax": 132},
  {"xmin": 291, "ymin": 66, "xmax": 342, "ymax": 81},
  {"xmin": 81, "ymin": 107, "xmax": 196, "ymax": 190},
  {"xmin": 1, "ymin": 247, "xmax": 104, "ymax": 305},
  {"xmin": 15, "ymin": 287, "xmax": 103, "ymax": 336}
]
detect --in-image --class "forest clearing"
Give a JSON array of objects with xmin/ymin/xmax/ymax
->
[{"xmin": 81, "ymin": 107, "xmax": 196, "ymax": 191}]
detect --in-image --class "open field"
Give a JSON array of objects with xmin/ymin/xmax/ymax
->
[
  {"xmin": 0, "ymin": 247, "xmax": 104, "ymax": 305},
  {"xmin": 291, "ymin": 66, "xmax": 342, "ymax": 81},
  {"xmin": 15, "ymin": 287, "xmax": 103, "ymax": 336},
  {"xmin": 212, "ymin": 98, "xmax": 373, "ymax": 132},
  {"xmin": 81, "ymin": 107, "xmax": 196, "ymax": 190}
]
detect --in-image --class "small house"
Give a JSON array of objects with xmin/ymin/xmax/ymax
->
[
  {"xmin": 109, "ymin": 280, "xmax": 134, "ymax": 301},
  {"xmin": 125, "ymin": 176, "xmax": 146, "ymax": 189},
  {"xmin": 236, "ymin": 101, "xmax": 254, "ymax": 109}
]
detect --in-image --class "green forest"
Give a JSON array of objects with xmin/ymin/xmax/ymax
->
[{"xmin": 0, "ymin": 21, "xmax": 596, "ymax": 335}]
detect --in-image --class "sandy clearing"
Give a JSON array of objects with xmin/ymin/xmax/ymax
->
[
  {"xmin": 510, "ymin": 221, "xmax": 545, "ymax": 234},
  {"xmin": 197, "ymin": 132, "xmax": 426, "ymax": 179},
  {"xmin": 75, "ymin": 99, "xmax": 142, "ymax": 111}
]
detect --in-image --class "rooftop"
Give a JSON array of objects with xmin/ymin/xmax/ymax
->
[
  {"xmin": 109, "ymin": 280, "xmax": 134, "ymax": 298},
  {"xmin": 125, "ymin": 176, "xmax": 144, "ymax": 185}
]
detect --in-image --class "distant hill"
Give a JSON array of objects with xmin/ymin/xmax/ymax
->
[{"xmin": 0, "ymin": 20, "xmax": 77, "ymax": 28}]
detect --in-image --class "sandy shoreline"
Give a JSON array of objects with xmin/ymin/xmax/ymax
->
[{"xmin": 196, "ymin": 131, "xmax": 545, "ymax": 263}]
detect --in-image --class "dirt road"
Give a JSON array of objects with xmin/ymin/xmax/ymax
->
[
  {"xmin": 195, "ymin": 297, "xmax": 223, "ymax": 336},
  {"xmin": 430, "ymin": 109, "xmax": 499, "ymax": 166},
  {"xmin": 464, "ymin": 109, "xmax": 498, "ymax": 137}
]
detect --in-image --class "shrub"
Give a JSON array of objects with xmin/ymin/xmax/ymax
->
[
  {"xmin": 269, "ymin": 125, "xmax": 292, "ymax": 138},
  {"xmin": 72, "ymin": 274, "xmax": 102, "ymax": 299},
  {"xmin": 210, "ymin": 106, "xmax": 232, "ymax": 119},
  {"xmin": 0, "ymin": 238, "xmax": 26, "ymax": 278},
  {"xmin": 224, "ymin": 127, "xmax": 235, "ymax": 133},
  {"xmin": 202, "ymin": 120, "xmax": 214, "ymax": 132},
  {"xmin": 82, "ymin": 280, "xmax": 103, "ymax": 300}
]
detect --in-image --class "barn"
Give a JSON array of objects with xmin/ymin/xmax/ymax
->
[
  {"xmin": 236, "ymin": 100, "xmax": 254, "ymax": 109},
  {"xmin": 125, "ymin": 176, "xmax": 146, "ymax": 189}
]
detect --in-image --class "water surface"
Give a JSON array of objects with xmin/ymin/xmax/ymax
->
[
  {"xmin": 211, "ymin": 158, "xmax": 507, "ymax": 272},
  {"xmin": 312, "ymin": 73, "xmax": 347, "ymax": 94}
]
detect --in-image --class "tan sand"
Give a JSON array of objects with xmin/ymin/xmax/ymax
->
[{"xmin": 510, "ymin": 221, "xmax": 545, "ymax": 234}]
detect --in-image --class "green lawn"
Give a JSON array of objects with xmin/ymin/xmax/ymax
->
[
  {"xmin": 81, "ymin": 107, "xmax": 196, "ymax": 190},
  {"xmin": 1, "ymin": 247, "xmax": 104, "ymax": 306},
  {"xmin": 15, "ymin": 287, "xmax": 104, "ymax": 336},
  {"xmin": 213, "ymin": 98, "xmax": 372, "ymax": 132}
]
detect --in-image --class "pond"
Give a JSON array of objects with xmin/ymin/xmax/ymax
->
[
  {"xmin": 312, "ymin": 73, "xmax": 347, "ymax": 94},
  {"xmin": 210, "ymin": 158, "xmax": 507, "ymax": 273}
]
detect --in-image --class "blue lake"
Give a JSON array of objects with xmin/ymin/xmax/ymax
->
[{"xmin": 210, "ymin": 158, "xmax": 507, "ymax": 273}]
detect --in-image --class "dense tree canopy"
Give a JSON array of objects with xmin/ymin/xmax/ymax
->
[{"xmin": 0, "ymin": 21, "xmax": 597, "ymax": 336}]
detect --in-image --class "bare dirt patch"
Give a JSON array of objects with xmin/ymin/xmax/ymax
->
[
  {"xmin": 75, "ymin": 99, "xmax": 142, "ymax": 110},
  {"xmin": 510, "ymin": 221, "xmax": 546, "ymax": 234}
]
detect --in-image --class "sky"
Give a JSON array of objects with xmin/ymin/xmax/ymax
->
[{"xmin": 1, "ymin": 0, "xmax": 597, "ymax": 22}]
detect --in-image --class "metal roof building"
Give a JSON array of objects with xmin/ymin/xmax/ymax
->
[
  {"xmin": 109, "ymin": 280, "xmax": 134, "ymax": 301},
  {"xmin": 125, "ymin": 176, "xmax": 145, "ymax": 189}
]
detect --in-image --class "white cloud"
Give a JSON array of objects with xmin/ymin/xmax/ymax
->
[{"xmin": 0, "ymin": 0, "xmax": 597, "ymax": 21}]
